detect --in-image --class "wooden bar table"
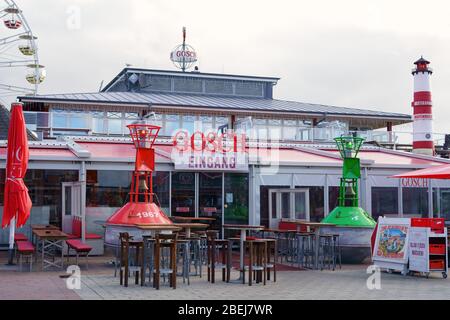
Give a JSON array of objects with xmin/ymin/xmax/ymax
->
[
  {"xmin": 173, "ymin": 223, "xmax": 209, "ymax": 238},
  {"xmin": 223, "ymin": 224, "xmax": 265, "ymax": 280},
  {"xmin": 285, "ymin": 220, "xmax": 336, "ymax": 270},
  {"xmin": 32, "ymin": 229, "xmax": 68, "ymax": 271}
]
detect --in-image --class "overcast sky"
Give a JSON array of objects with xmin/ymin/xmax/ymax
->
[{"xmin": 3, "ymin": 0, "xmax": 450, "ymax": 133}]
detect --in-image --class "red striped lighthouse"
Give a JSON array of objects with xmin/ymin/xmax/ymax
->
[{"xmin": 412, "ymin": 56, "xmax": 434, "ymax": 155}]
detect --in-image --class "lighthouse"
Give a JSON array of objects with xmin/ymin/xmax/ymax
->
[{"xmin": 412, "ymin": 56, "xmax": 434, "ymax": 155}]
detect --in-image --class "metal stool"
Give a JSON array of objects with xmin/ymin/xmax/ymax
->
[
  {"xmin": 264, "ymin": 238, "xmax": 277, "ymax": 282},
  {"xmin": 318, "ymin": 234, "xmax": 334, "ymax": 270},
  {"xmin": 331, "ymin": 234, "xmax": 342, "ymax": 270},
  {"xmin": 295, "ymin": 233, "xmax": 315, "ymax": 268},
  {"xmin": 141, "ymin": 236, "xmax": 155, "ymax": 286}
]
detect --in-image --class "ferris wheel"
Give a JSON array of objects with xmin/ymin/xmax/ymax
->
[{"xmin": 0, "ymin": 0, "xmax": 45, "ymax": 106}]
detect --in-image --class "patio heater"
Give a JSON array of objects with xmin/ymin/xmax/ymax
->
[
  {"xmin": 321, "ymin": 136, "xmax": 376, "ymax": 263},
  {"xmin": 104, "ymin": 121, "xmax": 173, "ymax": 247}
]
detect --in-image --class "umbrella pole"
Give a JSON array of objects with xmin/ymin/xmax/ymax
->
[{"xmin": 7, "ymin": 217, "xmax": 16, "ymax": 265}]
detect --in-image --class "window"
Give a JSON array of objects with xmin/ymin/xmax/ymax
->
[
  {"xmin": 283, "ymin": 119, "xmax": 297, "ymax": 140},
  {"xmin": 165, "ymin": 114, "xmax": 180, "ymax": 137},
  {"xmin": 107, "ymin": 112, "xmax": 123, "ymax": 135},
  {"xmin": 328, "ymin": 186, "xmax": 340, "ymax": 212},
  {"xmin": 433, "ymin": 188, "xmax": 450, "ymax": 223},
  {"xmin": 92, "ymin": 111, "xmax": 105, "ymax": 134},
  {"xmin": 86, "ymin": 170, "xmax": 131, "ymax": 207},
  {"xmin": 297, "ymin": 186, "xmax": 324, "ymax": 222},
  {"xmin": 199, "ymin": 115, "xmax": 213, "ymax": 134},
  {"xmin": 182, "ymin": 115, "xmax": 196, "ymax": 135},
  {"xmin": 153, "ymin": 171, "xmax": 170, "ymax": 215},
  {"xmin": 224, "ymin": 173, "xmax": 249, "ymax": 225},
  {"xmin": 171, "ymin": 172, "xmax": 195, "ymax": 217},
  {"xmin": 371, "ymin": 187, "xmax": 399, "ymax": 221},
  {"xmin": 402, "ymin": 188, "xmax": 428, "ymax": 217},
  {"xmin": 214, "ymin": 116, "xmax": 228, "ymax": 130},
  {"xmin": 0, "ymin": 170, "xmax": 78, "ymax": 228}
]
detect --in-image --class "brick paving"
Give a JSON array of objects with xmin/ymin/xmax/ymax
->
[{"xmin": 1, "ymin": 253, "xmax": 449, "ymax": 300}]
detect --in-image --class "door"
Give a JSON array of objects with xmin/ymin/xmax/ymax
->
[
  {"xmin": 268, "ymin": 188, "xmax": 310, "ymax": 228},
  {"xmin": 62, "ymin": 182, "xmax": 85, "ymax": 239},
  {"xmin": 199, "ymin": 172, "xmax": 223, "ymax": 233}
]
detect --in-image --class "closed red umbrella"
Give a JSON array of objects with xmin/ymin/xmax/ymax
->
[
  {"xmin": 391, "ymin": 164, "xmax": 450, "ymax": 180},
  {"xmin": 2, "ymin": 103, "xmax": 32, "ymax": 263}
]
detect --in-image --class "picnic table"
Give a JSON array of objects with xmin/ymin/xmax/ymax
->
[{"xmin": 32, "ymin": 229, "xmax": 68, "ymax": 271}]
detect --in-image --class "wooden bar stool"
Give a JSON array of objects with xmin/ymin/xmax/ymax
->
[
  {"xmin": 243, "ymin": 239, "xmax": 267, "ymax": 286},
  {"xmin": 119, "ymin": 232, "xmax": 143, "ymax": 287},
  {"xmin": 153, "ymin": 233, "xmax": 178, "ymax": 290},
  {"xmin": 206, "ymin": 230, "xmax": 231, "ymax": 283}
]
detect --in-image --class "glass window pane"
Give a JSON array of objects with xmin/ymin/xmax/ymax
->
[
  {"xmin": 52, "ymin": 113, "xmax": 67, "ymax": 128},
  {"xmin": 402, "ymin": 188, "xmax": 428, "ymax": 218},
  {"xmin": 107, "ymin": 112, "xmax": 121, "ymax": 119},
  {"xmin": 199, "ymin": 173, "xmax": 223, "ymax": 233},
  {"xmin": 281, "ymin": 193, "xmax": 290, "ymax": 219},
  {"xmin": 297, "ymin": 186, "xmax": 324, "ymax": 222},
  {"xmin": 182, "ymin": 115, "xmax": 196, "ymax": 135},
  {"xmin": 171, "ymin": 172, "xmax": 195, "ymax": 217},
  {"xmin": 165, "ymin": 114, "xmax": 180, "ymax": 136},
  {"xmin": 371, "ymin": 187, "xmax": 399, "ymax": 221},
  {"xmin": 108, "ymin": 119, "xmax": 122, "ymax": 134},
  {"xmin": 224, "ymin": 173, "xmax": 249, "ymax": 225},
  {"xmin": 294, "ymin": 192, "xmax": 306, "ymax": 220},
  {"xmin": 153, "ymin": 172, "xmax": 170, "ymax": 215}
]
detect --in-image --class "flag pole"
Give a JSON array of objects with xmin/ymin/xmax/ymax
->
[{"xmin": 7, "ymin": 216, "xmax": 16, "ymax": 265}]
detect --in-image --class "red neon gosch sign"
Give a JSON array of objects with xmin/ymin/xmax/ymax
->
[{"xmin": 173, "ymin": 130, "xmax": 246, "ymax": 153}]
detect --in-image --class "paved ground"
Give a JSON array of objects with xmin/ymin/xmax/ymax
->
[{"xmin": 1, "ymin": 252, "xmax": 449, "ymax": 300}]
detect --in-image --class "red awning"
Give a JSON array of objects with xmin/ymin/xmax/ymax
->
[{"xmin": 392, "ymin": 164, "xmax": 450, "ymax": 180}]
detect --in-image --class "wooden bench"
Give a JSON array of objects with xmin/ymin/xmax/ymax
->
[
  {"xmin": 66, "ymin": 239, "xmax": 92, "ymax": 269},
  {"xmin": 16, "ymin": 241, "xmax": 35, "ymax": 272}
]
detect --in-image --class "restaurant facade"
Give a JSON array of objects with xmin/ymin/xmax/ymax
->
[{"xmin": 1, "ymin": 68, "xmax": 450, "ymax": 246}]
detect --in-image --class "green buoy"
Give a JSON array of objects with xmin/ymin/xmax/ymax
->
[{"xmin": 321, "ymin": 136, "xmax": 376, "ymax": 228}]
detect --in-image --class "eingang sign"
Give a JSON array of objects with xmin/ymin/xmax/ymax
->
[{"xmin": 171, "ymin": 130, "xmax": 248, "ymax": 172}]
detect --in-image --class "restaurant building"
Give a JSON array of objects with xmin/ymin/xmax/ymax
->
[{"xmin": 1, "ymin": 67, "xmax": 450, "ymax": 246}]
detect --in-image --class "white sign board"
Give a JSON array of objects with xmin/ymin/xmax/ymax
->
[{"xmin": 408, "ymin": 227, "xmax": 429, "ymax": 273}]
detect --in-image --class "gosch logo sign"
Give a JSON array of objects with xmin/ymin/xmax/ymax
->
[
  {"xmin": 171, "ymin": 130, "xmax": 248, "ymax": 171},
  {"xmin": 401, "ymin": 178, "xmax": 429, "ymax": 188},
  {"xmin": 172, "ymin": 130, "xmax": 246, "ymax": 153}
]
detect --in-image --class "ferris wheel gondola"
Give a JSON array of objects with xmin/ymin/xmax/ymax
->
[{"xmin": 0, "ymin": 0, "xmax": 44, "ymax": 105}]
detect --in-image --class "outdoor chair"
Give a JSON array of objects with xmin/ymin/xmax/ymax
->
[
  {"xmin": 153, "ymin": 233, "xmax": 178, "ymax": 290},
  {"xmin": 206, "ymin": 230, "xmax": 232, "ymax": 284},
  {"xmin": 243, "ymin": 239, "xmax": 267, "ymax": 286},
  {"xmin": 119, "ymin": 232, "xmax": 143, "ymax": 287}
]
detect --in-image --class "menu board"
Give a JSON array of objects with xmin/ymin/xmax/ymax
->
[
  {"xmin": 373, "ymin": 217, "xmax": 411, "ymax": 264},
  {"xmin": 408, "ymin": 227, "xmax": 429, "ymax": 273}
]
